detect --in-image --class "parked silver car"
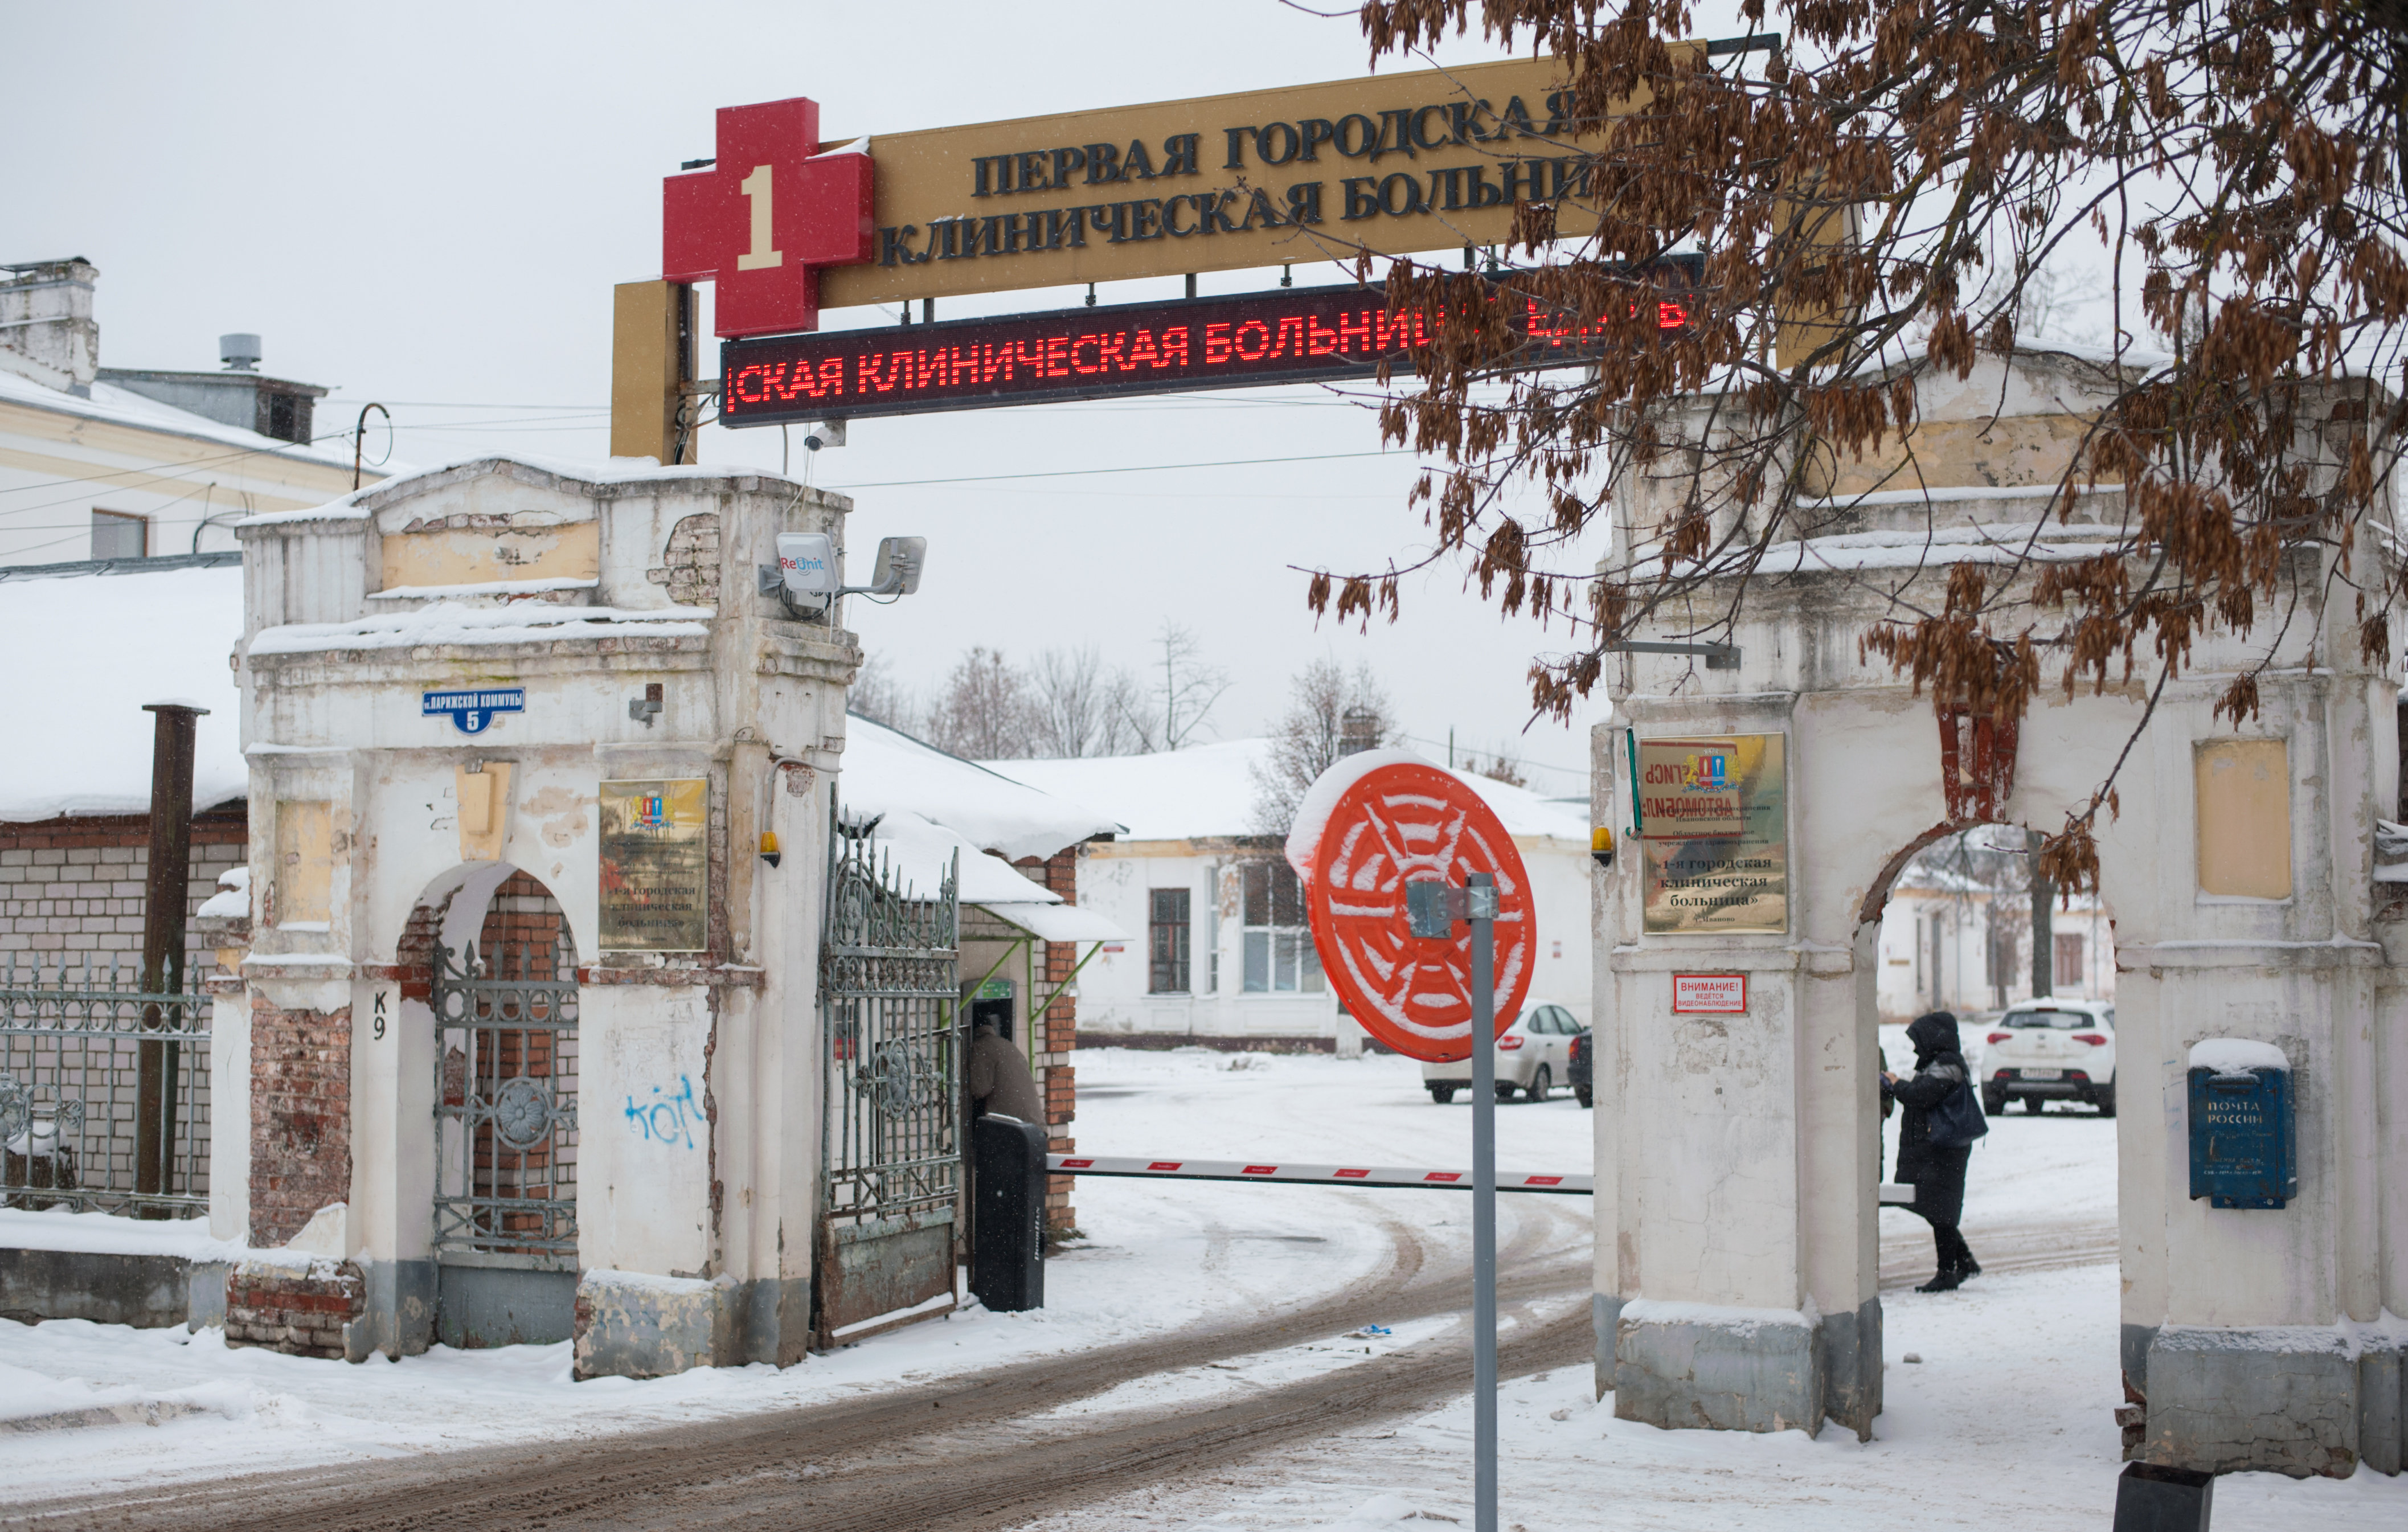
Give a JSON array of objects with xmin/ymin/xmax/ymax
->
[{"xmin": 1422, "ymin": 1000, "xmax": 1584, "ymax": 1103}]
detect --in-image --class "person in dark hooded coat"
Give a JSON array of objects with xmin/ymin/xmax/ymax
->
[{"xmin": 1882, "ymin": 1010, "xmax": 1983, "ymax": 1292}]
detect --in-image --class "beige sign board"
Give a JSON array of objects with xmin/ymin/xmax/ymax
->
[
  {"xmin": 820, "ymin": 55, "xmax": 1665, "ymax": 310},
  {"xmin": 1640, "ymin": 733, "xmax": 1787, "ymax": 935},
  {"xmin": 599, "ymin": 778, "xmax": 710, "ymax": 952}
]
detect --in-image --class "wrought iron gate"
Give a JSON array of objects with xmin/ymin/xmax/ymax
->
[
  {"xmin": 432, "ymin": 934, "xmax": 579, "ymax": 1265},
  {"xmin": 816, "ymin": 809, "xmax": 961, "ymax": 1343},
  {"xmin": 0, "ymin": 955, "xmax": 210, "ymax": 1217}
]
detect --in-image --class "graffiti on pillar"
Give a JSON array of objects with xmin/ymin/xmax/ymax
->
[{"xmin": 624, "ymin": 1075, "xmax": 700, "ymax": 1149}]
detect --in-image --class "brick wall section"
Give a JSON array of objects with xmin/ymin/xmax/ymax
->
[
  {"xmin": 250, "ymin": 997, "xmax": 353, "ymax": 1246},
  {"xmin": 1018, "ymin": 845, "xmax": 1083, "ymax": 1234},
  {"xmin": 224, "ymin": 1260, "xmax": 365, "ymax": 1359},
  {"xmin": 0, "ymin": 809, "xmax": 247, "ymax": 980},
  {"xmin": 479, "ymin": 871, "xmax": 571, "ymax": 973},
  {"xmin": 645, "ymin": 512, "xmax": 722, "ymax": 606}
]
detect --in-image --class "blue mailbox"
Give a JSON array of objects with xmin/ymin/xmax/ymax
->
[{"xmin": 2186, "ymin": 1039, "xmax": 2295, "ymax": 1210}]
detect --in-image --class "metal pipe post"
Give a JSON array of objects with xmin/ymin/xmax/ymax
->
[
  {"xmin": 136, "ymin": 702, "xmax": 206, "ymax": 1206},
  {"xmin": 1467, "ymin": 871, "xmax": 1497, "ymax": 1532}
]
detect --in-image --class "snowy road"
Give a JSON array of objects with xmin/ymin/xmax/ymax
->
[{"xmin": 2, "ymin": 1047, "xmax": 2402, "ymax": 1529}]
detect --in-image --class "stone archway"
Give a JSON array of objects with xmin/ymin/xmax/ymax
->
[
  {"xmin": 1591, "ymin": 349, "xmax": 2406, "ymax": 1476},
  {"xmin": 226, "ymin": 455, "xmax": 857, "ymax": 1375},
  {"xmin": 398, "ymin": 865, "xmax": 583, "ymax": 1350}
]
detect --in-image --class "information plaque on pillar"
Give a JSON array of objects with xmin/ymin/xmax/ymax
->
[
  {"xmin": 1637, "ymin": 734, "xmax": 1788, "ymax": 935},
  {"xmin": 598, "ymin": 779, "xmax": 709, "ymax": 952}
]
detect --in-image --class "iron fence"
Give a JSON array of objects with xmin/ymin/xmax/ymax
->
[
  {"xmin": 821, "ymin": 815, "xmax": 961, "ymax": 1230},
  {"xmin": 0, "ymin": 953, "xmax": 211, "ymax": 1218}
]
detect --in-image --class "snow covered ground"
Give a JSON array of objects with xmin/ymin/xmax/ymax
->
[{"xmin": 1, "ymin": 1046, "xmax": 2401, "ymax": 1529}]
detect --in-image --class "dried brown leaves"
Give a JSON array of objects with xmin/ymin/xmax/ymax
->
[{"xmin": 1306, "ymin": 0, "xmax": 2408, "ymax": 889}]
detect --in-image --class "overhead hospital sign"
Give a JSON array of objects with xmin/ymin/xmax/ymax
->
[
  {"xmin": 662, "ymin": 56, "xmax": 1645, "ymax": 337},
  {"xmin": 719, "ymin": 272, "xmax": 1693, "ymax": 424}
]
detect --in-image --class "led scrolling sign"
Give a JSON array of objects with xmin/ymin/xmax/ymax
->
[{"xmin": 718, "ymin": 268, "xmax": 1697, "ymax": 425}]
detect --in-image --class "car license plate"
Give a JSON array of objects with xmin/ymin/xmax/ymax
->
[{"xmin": 2021, "ymin": 1068, "xmax": 2062, "ymax": 1080}]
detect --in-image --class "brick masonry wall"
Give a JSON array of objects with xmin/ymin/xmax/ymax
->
[
  {"xmin": 1019, "ymin": 845, "xmax": 1083, "ymax": 1234},
  {"xmin": 250, "ymin": 997, "xmax": 353, "ymax": 1247},
  {"xmin": 0, "ymin": 810, "xmax": 247, "ymax": 981},
  {"xmin": 224, "ymin": 1259, "xmax": 364, "ymax": 1359}
]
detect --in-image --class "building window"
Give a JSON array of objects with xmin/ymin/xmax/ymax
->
[
  {"xmin": 1241, "ymin": 861, "xmax": 1322, "ymax": 994},
  {"xmin": 265, "ymin": 390, "xmax": 305, "ymax": 444},
  {"xmin": 1149, "ymin": 888, "xmax": 1191, "ymax": 994},
  {"xmin": 90, "ymin": 509, "xmax": 146, "ymax": 560},
  {"xmin": 2053, "ymin": 932, "xmax": 2085, "ymax": 993}
]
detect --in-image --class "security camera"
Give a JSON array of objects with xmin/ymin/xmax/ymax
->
[{"xmin": 803, "ymin": 420, "xmax": 846, "ymax": 452}]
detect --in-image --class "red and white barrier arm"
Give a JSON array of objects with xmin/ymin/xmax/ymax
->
[{"xmin": 1047, "ymin": 1154, "xmax": 1592, "ymax": 1195}]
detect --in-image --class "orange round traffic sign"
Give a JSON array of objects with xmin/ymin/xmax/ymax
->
[{"xmin": 1292, "ymin": 759, "xmax": 1534, "ymax": 1063}]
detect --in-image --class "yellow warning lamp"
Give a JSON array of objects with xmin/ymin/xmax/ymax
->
[
  {"xmin": 759, "ymin": 830, "xmax": 781, "ymax": 869},
  {"xmin": 1591, "ymin": 826, "xmax": 1615, "ymax": 869}
]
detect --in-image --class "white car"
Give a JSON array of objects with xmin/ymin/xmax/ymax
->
[
  {"xmin": 1423, "ymin": 1000, "xmax": 1584, "ymax": 1104},
  {"xmin": 1980, "ymin": 997, "xmax": 2117, "ymax": 1116}
]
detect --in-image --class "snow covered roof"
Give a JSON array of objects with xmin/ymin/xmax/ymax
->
[
  {"xmin": 251, "ymin": 602, "xmax": 711, "ymax": 656},
  {"xmin": 988, "ymin": 739, "xmax": 1591, "ymax": 846},
  {"xmin": 842, "ymin": 716, "xmax": 1123, "ymax": 866},
  {"xmin": 237, "ymin": 451, "xmax": 797, "ymax": 527},
  {"xmin": 0, "ymin": 561, "xmax": 245, "ymax": 821},
  {"xmin": 0, "ymin": 368, "xmax": 370, "ymax": 474}
]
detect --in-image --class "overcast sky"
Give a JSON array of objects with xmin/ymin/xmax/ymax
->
[{"xmin": 7, "ymin": 2, "xmax": 1811, "ymax": 795}]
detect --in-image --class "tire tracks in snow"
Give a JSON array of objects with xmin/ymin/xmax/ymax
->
[{"xmin": 8, "ymin": 1201, "xmax": 1592, "ymax": 1532}]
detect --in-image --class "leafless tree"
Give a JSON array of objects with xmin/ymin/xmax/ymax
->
[
  {"xmin": 847, "ymin": 654, "xmax": 920, "ymax": 735},
  {"xmin": 1152, "ymin": 622, "xmax": 1232, "ymax": 751},
  {"xmin": 1307, "ymin": 0, "xmax": 2408, "ymax": 891},
  {"xmin": 1028, "ymin": 645, "xmax": 1152, "ymax": 757},
  {"xmin": 1251, "ymin": 659, "xmax": 1399, "ymax": 833},
  {"xmin": 1461, "ymin": 747, "xmax": 1530, "ymax": 788},
  {"xmin": 924, "ymin": 647, "xmax": 1040, "ymax": 760}
]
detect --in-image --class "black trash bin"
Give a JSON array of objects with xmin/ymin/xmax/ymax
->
[
  {"xmin": 972, "ymin": 1112, "xmax": 1046, "ymax": 1313},
  {"xmin": 2113, "ymin": 1461, "xmax": 2213, "ymax": 1532}
]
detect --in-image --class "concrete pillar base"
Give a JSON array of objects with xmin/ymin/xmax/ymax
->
[
  {"xmin": 571, "ymin": 1271, "xmax": 813, "ymax": 1379},
  {"xmin": 346, "ymin": 1257, "xmax": 435, "ymax": 1360},
  {"xmin": 1601, "ymin": 1296, "xmax": 1881, "ymax": 1440},
  {"xmin": 2143, "ymin": 1327, "xmax": 2407, "ymax": 1478}
]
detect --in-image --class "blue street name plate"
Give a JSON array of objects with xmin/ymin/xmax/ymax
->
[{"xmin": 423, "ymin": 687, "xmax": 525, "ymax": 735}]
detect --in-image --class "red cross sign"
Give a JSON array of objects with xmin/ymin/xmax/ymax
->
[{"xmin": 662, "ymin": 97, "xmax": 874, "ymax": 338}]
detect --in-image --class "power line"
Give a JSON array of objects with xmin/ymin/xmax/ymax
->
[{"xmin": 826, "ymin": 448, "xmax": 1411, "ymax": 490}]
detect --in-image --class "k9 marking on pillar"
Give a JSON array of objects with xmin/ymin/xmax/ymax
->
[{"xmin": 372, "ymin": 990, "xmax": 388, "ymax": 1041}]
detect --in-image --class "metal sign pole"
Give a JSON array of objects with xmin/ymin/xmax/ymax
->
[{"xmin": 1467, "ymin": 871, "xmax": 1498, "ymax": 1532}]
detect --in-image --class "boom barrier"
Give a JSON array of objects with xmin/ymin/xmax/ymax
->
[{"xmin": 1048, "ymin": 1153, "xmax": 1592, "ymax": 1195}]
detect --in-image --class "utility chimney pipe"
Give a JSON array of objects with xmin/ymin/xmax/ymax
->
[{"xmin": 136, "ymin": 701, "xmax": 206, "ymax": 1207}]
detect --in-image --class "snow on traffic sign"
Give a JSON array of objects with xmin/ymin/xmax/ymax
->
[{"xmin": 1285, "ymin": 751, "xmax": 1534, "ymax": 1063}]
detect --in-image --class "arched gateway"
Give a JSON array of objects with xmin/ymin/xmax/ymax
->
[
  {"xmin": 1593, "ymin": 349, "xmax": 2407, "ymax": 1477},
  {"xmin": 216, "ymin": 457, "xmax": 855, "ymax": 1374}
]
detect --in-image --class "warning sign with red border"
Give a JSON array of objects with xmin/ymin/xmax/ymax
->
[{"xmin": 1671, "ymin": 973, "xmax": 1748, "ymax": 1014}]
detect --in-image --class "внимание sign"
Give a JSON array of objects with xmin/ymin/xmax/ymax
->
[
  {"xmin": 599, "ymin": 779, "xmax": 709, "ymax": 952},
  {"xmin": 1639, "ymin": 734, "xmax": 1787, "ymax": 935}
]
